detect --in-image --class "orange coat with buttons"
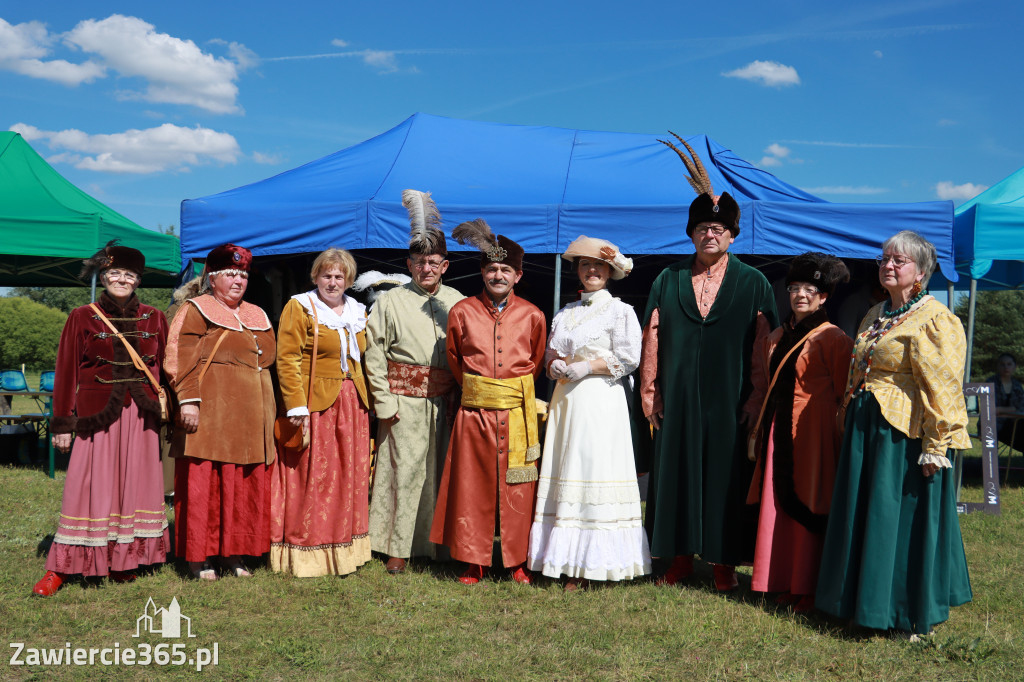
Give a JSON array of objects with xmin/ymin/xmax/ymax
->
[{"xmin": 430, "ymin": 291, "xmax": 547, "ymax": 568}]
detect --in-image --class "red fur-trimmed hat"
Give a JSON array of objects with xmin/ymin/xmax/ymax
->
[{"xmin": 204, "ymin": 243, "xmax": 252, "ymax": 276}]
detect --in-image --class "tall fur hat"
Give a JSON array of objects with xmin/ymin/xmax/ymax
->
[
  {"xmin": 452, "ymin": 219, "xmax": 524, "ymax": 271},
  {"xmin": 786, "ymin": 252, "xmax": 850, "ymax": 295},
  {"xmin": 403, "ymin": 189, "xmax": 448, "ymax": 256},
  {"xmin": 79, "ymin": 240, "xmax": 145, "ymax": 281},
  {"xmin": 658, "ymin": 131, "xmax": 740, "ymax": 237}
]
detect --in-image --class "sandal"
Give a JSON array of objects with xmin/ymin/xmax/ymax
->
[{"xmin": 190, "ymin": 562, "xmax": 218, "ymax": 581}]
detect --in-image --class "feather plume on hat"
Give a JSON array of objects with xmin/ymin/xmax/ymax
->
[
  {"xmin": 452, "ymin": 218, "xmax": 506, "ymax": 262},
  {"xmin": 657, "ymin": 131, "xmax": 714, "ymax": 197},
  {"xmin": 402, "ymin": 189, "xmax": 447, "ymax": 255}
]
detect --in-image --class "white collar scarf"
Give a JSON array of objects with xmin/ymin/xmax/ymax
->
[{"xmin": 292, "ymin": 291, "xmax": 367, "ymax": 372}]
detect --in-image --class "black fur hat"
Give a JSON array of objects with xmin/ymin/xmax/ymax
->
[
  {"xmin": 786, "ymin": 252, "xmax": 850, "ymax": 295},
  {"xmin": 687, "ymin": 192, "xmax": 740, "ymax": 237}
]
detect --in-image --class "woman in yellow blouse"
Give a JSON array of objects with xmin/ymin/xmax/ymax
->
[
  {"xmin": 816, "ymin": 230, "xmax": 972, "ymax": 637},
  {"xmin": 270, "ymin": 248, "xmax": 373, "ymax": 577}
]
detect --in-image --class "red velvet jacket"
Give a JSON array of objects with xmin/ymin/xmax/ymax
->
[{"xmin": 51, "ymin": 293, "xmax": 168, "ymax": 434}]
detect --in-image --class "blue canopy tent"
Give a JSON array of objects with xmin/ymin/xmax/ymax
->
[
  {"xmin": 943, "ymin": 166, "xmax": 1024, "ymax": 377},
  {"xmin": 181, "ymin": 113, "xmax": 957, "ymax": 320}
]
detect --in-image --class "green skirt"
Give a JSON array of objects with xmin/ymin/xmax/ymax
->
[{"xmin": 815, "ymin": 392, "xmax": 972, "ymax": 633}]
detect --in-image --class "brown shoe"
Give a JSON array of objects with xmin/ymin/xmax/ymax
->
[{"xmin": 385, "ymin": 557, "xmax": 407, "ymax": 575}]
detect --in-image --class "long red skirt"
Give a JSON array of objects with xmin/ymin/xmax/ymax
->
[
  {"xmin": 750, "ymin": 425, "xmax": 825, "ymax": 596},
  {"xmin": 173, "ymin": 456, "xmax": 271, "ymax": 562},
  {"xmin": 270, "ymin": 382, "xmax": 371, "ymax": 577},
  {"xmin": 46, "ymin": 403, "xmax": 169, "ymax": 576}
]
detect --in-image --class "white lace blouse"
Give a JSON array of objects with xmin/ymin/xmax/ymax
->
[{"xmin": 545, "ymin": 289, "xmax": 642, "ymax": 382}]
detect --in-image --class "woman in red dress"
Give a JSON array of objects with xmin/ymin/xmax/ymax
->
[{"xmin": 271, "ymin": 248, "xmax": 372, "ymax": 577}]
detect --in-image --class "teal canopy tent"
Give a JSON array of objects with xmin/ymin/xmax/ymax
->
[{"xmin": 949, "ymin": 166, "xmax": 1024, "ymax": 377}]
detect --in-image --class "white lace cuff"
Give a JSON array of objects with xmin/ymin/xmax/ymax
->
[
  {"xmin": 286, "ymin": 406, "xmax": 310, "ymax": 417},
  {"xmin": 596, "ymin": 348, "xmax": 627, "ymax": 380},
  {"xmin": 917, "ymin": 453, "xmax": 951, "ymax": 468}
]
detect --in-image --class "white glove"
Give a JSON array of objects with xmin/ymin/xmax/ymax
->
[
  {"xmin": 563, "ymin": 360, "xmax": 592, "ymax": 382},
  {"xmin": 547, "ymin": 359, "xmax": 568, "ymax": 380}
]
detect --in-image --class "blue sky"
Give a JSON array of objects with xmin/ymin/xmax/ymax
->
[{"xmin": 2, "ymin": 0, "xmax": 1022, "ymax": 234}]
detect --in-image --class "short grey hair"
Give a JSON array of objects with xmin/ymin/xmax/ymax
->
[{"xmin": 882, "ymin": 230, "xmax": 936, "ymax": 287}]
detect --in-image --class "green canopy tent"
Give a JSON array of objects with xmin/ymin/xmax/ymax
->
[{"xmin": 0, "ymin": 132, "xmax": 181, "ymax": 288}]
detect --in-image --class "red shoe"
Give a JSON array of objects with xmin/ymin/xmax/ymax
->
[
  {"xmin": 110, "ymin": 571, "xmax": 136, "ymax": 584},
  {"xmin": 33, "ymin": 571, "xmax": 65, "ymax": 597},
  {"xmin": 712, "ymin": 564, "xmax": 738, "ymax": 592},
  {"xmin": 459, "ymin": 563, "xmax": 485, "ymax": 585},
  {"xmin": 655, "ymin": 555, "xmax": 694, "ymax": 586},
  {"xmin": 510, "ymin": 564, "xmax": 532, "ymax": 585},
  {"xmin": 794, "ymin": 595, "xmax": 815, "ymax": 613}
]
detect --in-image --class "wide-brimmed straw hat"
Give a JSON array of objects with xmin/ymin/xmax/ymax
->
[{"xmin": 561, "ymin": 236, "xmax": 633, "ymax": 280}]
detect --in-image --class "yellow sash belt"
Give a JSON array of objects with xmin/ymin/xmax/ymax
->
[{"xmin": 461, "ymin": 373, "xmax": 540, "ymax": 484}]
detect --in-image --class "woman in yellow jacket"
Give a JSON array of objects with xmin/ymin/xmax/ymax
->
[{"xmin": 271, "ymin": 248, "xmax": 373, "ymax": 577}]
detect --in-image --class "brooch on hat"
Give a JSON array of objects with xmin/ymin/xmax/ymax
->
[
  {"xmin": 232, "ymin": 252, "xmax": 242, "ymax": 263},
  {"xmin": 486, "ymin": 244, "xmax": 508, "ymax": 262}
]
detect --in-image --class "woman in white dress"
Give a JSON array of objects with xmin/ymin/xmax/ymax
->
[{"xmin": 528, "ymin": 236, "xmax": 652, "ymax": 590}]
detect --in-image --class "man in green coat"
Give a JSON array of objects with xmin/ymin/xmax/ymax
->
[{"xmin": 638, "ymin": 162, "xmax": 778, "ymax": 591}]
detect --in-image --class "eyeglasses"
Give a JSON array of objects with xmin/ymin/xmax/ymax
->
[
  {"xmin": 411, "ymin": 258, "xmax": 446, "ymax": 271},
  {"xmin": 786, "ymin": 284, "xmax": 820, "ymax": 295},
  {"xmin": 105, "ymin": 269, "xmax": 139, "ymax": 283},
  {"xmin": 875, "ymin": 254, "xmax": 914, "ymax": 269},
  {"xmin": 694, "ymin": 224, "xmax": 728, "ymax": 237}
]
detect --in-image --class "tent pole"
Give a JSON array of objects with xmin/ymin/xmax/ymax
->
[
  {"xmin": 552, "ymin": 254, "xmax": 562, "ymax": 318},
  {"xmin": 965, "ymin": 278, "xmax": 978, "ymax": 383},
  {"xmin": 946, "ymin": 281, "xmax": 954, "ymax": 311},
  {"xmin": 90, "ymin": 272, "xmax": 97, "ymax": 302}
]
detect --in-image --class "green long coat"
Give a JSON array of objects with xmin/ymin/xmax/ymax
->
[{"xmin": 640, "ymin": 254, "xmax": 778, "ymax": 565}]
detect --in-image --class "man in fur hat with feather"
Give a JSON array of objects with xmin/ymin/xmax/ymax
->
[
  {"xmin": 429, "ymin": 220, "xmax": 546, "ymax": 585},
  {"xmin": 637, "ymin": 135, "xmax": 778, "ymax": 591},
  {"xmin": 364, "ymin": 191, "xmax": 465, "ymax": 575}
]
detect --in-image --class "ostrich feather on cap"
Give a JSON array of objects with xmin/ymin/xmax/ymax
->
[
  {"xmin": 402, "ymin": 189, "xmax": 447, "ymax": 255},
  {"xmin": 352, "ymin": 270, "xmax": 412, "ymax": 305}
]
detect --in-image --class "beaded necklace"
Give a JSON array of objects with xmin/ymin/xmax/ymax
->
[{"xmin": 844, "ymin": 291, "xmax": 928, "ymax": 400}]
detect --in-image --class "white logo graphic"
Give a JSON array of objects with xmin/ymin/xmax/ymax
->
[{"xmin": 134, "ymin": 598, "xmax": 195, "ymax": 639}]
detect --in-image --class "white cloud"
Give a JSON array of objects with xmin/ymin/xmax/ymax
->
[
  {"xmin": 10, "ymin": 122, "xmax": 241, "ymax": 174},
  {"xmin": 63, "ymin": 15, "xmax": 244, "ymax": 114},
  {"xmin": 331, "ymin": 38, "xmax": 349, "ymax": 48},
  {"xmin": 0, "ymin": 18, "xmax": 105, "ymax": 85},
  {"xmin": 723, "ymin": 60, "xmax": 800, "ymax": 87},
  {"xmin": 251, "ymin": 151, "xmax": 283, "ymax": 165},
  {"xmin": 804, "ymin": 185, "xmax": 888, "ymax": 195},
  {"xmin": 361, "ymin": 49, "xmax": 399, "ymax": 73},
  {"xmin": 758, "ymin": 156, "xmax": 783, "ymax": 167},
  {"xmin": 873, "ymin": 50, "xmax": 883, "ymax": 58},
  {"xmin": 765, "ymin": 143, "xmax": 790, "ymax": 158},
  {"xmin": 937, "ymin": 118, "xmax": 957, "ymax": 127},
  {"xmin": 935, "ymin": 181, "xmax": 987, "ymax": 201}
]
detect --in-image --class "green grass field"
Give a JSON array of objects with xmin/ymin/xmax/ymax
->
[{"xmin": 1, "ymin": 461, "xmax": 1022, "ymax": 681}]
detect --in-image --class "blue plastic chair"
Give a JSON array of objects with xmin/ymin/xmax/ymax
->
[
  {"xmin": 39, "ymin": 371, "xmax": 55, "ymax": 392},
  {"xmin": 0, "ymin": 370, "xmax": 29, "ymax": 392}
]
